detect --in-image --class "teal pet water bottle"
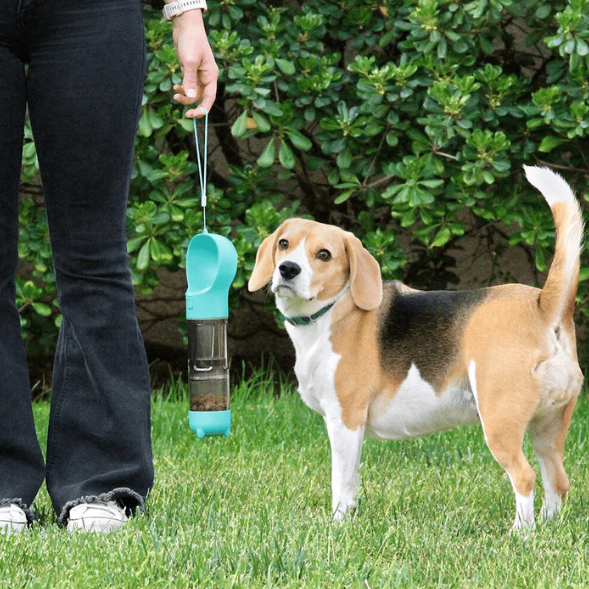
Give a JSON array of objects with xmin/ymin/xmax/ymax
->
[{"xmin": 186, "ymin": 108, "xmax": 238, "ymax": 439}]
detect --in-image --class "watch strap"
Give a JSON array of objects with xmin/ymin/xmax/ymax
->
[{"xmin": 163, "ymin": 0, "xmax": 208, "ymax": 21}]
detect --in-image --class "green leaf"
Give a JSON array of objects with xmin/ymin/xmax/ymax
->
[
  {"xmin": 577, "ymin": 39, "xmax": 589, "ymax": 57},
  {"xmin": 22, "ymin": 281, "xmax": 40, "ymax": 299},
  {"xmin": 564, "ymin": 39, "xmax": 576, "ymax": 55},
  {"xmin": 137, "ymin": 240, "xmax": 151, "ymax": 270},
  {"xmin": 32, "ymin": 302, "xmax": 52, "ymax": 317},
  {"xmin": 285, "ymin": 128, "xmax": 312, "ymax": 151},
  {"xmin": 159, "ymin": 78, "xmax": 172, "ymax": 92},
  {"xmin": 482, "ymin": 170, "xmax": 495, "ymax": 184},
  {"xmin": 138, "ymin": 111, "xmax": 153, "ymax": 137},
  {"xmin": 277, "ymin": 170, "xmax": 294, "ymax": 181},
  {"xmin": 257, "ymin": 138, "xmax": 276, "ymax": 168},
  {"xmin": 328, "ymin": 169, "xmax": 340, "ymax": 185},
  {"xmin": 177, "ymin": 117, "xmax": 194, "ymax": 132},
  {"xmin": 570, "ymin": 52, "xmax": 581, "ymax": 72},
  {"xmin": 231, "ymin": 110, "xmax": 249, "ymax": 138},
  {"xmin": 127, "ymin": 236, "xmax": 146, "ymax": 253},
  {"xmin": 260, "ymin": 101, "xmax": 284, "ymax": 117},
  {"xmin": 538, "ymin": 135, "xmax": 566, "ymax": 153},
  {"xmin": 149, "ymin": 111, "xmax": 164, "ymax": 130},
  {"xmin": 432, "ymin": 227, "xmax": 451, "ymax": 247},
  {"xmin": 535, "ymin": 244, "xmax": 547, "ymax": 273},
  {"xmin": 252, "ymin": 112, "xmax": 271, "ymax": 133},
  {"xmin": 152, "ymin": 212, "xmax": 171, "ymax": 225},
  {"xmin": 336, "ymin": 149, "xmax": 352, "ymax": 169},
  {"xmin": 23, "ymin": 142, "xmax": 36, "ymax": 158},
  {"xmin": 150, "ymin": 238, "xmax": 172, "ymax": 263},
  {"xmin": 334, "ymin": 190, "xmax": 354, "ymax": 204},
  {"xmin": 386, "ymin": 133, "xmax": 399, "ymax": 147},
  {"xmin": 275, "ymin": 59, "xmax": 296, "ymax": 75},
  {"xmin": 420, "ymin": 179, "xmax": 444, "ymax": 189},
  {"xmin": 437, "ymin": 38, "xmax": 447, "ymax": 60},
  {"xmin": 279, "ymin": 140, "xmax": 296, "ymax": 169}
]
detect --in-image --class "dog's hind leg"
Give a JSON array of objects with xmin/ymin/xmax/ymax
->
[
  {"xmin": 468, "ymin": 361, "xmax": 539, "ymax": 530},
  {"xmin": 483, "ymin": 423, "xmax": 537, "ymax": 530},
  {"xmin": 325, "ymin": 417, "xmax": 365, "ymax": 521},
  {"xmin": 529, "ymin": 398, "xmax": 577, "ymax": 521}
]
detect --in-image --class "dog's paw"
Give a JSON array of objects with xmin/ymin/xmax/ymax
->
[
  {"xmin": 540, "ymin": 499, "xmax": 562, "ymax": 522},
  {"xmin": 332, "ymin": 500, "xmax": 356, "ymax": 523},
  {"xmin": 511, "ymin": 518, "xmax": 536, "ymax": 535}
]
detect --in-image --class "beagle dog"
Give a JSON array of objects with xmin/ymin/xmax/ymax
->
[{"xmin": 248, "ymin": 166, "xmax": 584, "ymax": 529}]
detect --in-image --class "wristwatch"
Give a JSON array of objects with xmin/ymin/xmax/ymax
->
[{"xmin": 162, "ymin": 0, "xmax": 208, "ymax": 21}]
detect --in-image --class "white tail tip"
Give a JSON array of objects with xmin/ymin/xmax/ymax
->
[{"xmin": 524, "ymin": 165, "xmax": 575, "ymax": 207}]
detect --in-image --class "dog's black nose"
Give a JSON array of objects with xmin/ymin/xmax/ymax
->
[{"xmin": 279, "ymin": 261, "xmax": 301, "ymax": 280}]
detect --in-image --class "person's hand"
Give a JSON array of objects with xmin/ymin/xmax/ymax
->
[{"xmin": 171, "ymin": 10, "xmax": 218, "ymax": 118}]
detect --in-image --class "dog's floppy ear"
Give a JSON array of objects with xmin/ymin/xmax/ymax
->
[
  {"xmin": 248, "ymin": 220, "xmax": 291, "ymax": 292},
  {"xmin": 343, "ymin": 231, "xmax": 383, "ymax": 311}
]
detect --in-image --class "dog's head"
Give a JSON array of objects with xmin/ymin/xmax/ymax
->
[{"xmin": 248, "ymin": 218, "xmax": 383, "ymax": 317}]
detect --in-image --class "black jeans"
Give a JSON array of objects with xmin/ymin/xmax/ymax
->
[{"xmin": 0, "ymin": 0, "xmax": 154, "ymax": 524}]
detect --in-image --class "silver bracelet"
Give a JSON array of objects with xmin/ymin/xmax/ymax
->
[{"xmin": 162, "ymin": 0, "xmax": 208, "ymax": 21}]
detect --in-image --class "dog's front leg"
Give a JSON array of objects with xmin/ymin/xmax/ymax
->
[{"xmin": 325, "ymin": 417, "xmax": 365, "ymax": 521}]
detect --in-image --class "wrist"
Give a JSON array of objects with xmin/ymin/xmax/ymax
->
[{"xmin": 172, "ymin": 8, "xmax": 205, "ymax": 27}]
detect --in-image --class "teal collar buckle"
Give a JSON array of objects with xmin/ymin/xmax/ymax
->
[{"xmin": 281, "ymin": 301, "xmax": 336, "ymax": 327}]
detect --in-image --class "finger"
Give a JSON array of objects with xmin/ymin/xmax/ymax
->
[
  {"xmin": 182, "ymin": 61, "xmax": 200, "ymax": 103},
  {"xmin": 172, "ymin": 84, "xmax": 186, "ymax": 103},
  {"xmin": 187, "ymin": 85, "xmax": 216, "ymax": 118},
  {"xmin": 186, "ymin": 76, "xmax": 217, "ymax": 118},
  {"xmin": 173, "ymin": 89, "xmax": 204, "ymax": 106},
  {"xmin": 186, "ymin": 105, "xmax": 208, "ymax": 119},
  {"xmin": 173, "ymin": 93, "xmax": 196, "ymax": 105}
]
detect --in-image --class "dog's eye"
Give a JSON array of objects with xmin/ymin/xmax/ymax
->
[
  {"xmin": 278, "ymin": 239, "xmax": 289, "ymax": 251},
  {"xmin": 317, "ymin": 249, "xmax": 331, "ymax": 262}
]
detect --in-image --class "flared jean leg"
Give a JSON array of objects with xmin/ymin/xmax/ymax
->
[
  {"xmin": 22, "ymin": 0, "xmax": 154, "ymax": 523},
  {"xmin": 0, "ymin": 0, "xmax": 45, "ymax": 522}
]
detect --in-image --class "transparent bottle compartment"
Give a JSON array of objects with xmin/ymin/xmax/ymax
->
[{"xmin": 188, "ymin": 319, "xmax": 230, "ymax": 412}]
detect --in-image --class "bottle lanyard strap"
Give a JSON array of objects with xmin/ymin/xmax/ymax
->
[{"xmin": 193, "ymin": 106, "xmax": 209, "ymax": 232}]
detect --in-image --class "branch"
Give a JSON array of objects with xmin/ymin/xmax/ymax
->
[
  {"xmin": 362, "ymin": 128, "xmax": 388, "ymax": 187},
  {"xmin": 363, "ymin": 174, "xmax": 396, "ymax": 190},
  {"xmin": 533, "ymin": 159, "xmax": 589, "ymax": 175},
  {"xmin": 210, "ymin": 81, "xmax": 244, "ymax": 169}
]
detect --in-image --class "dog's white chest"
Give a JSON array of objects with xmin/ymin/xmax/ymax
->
[
  {"xmin": 287, "ymin": 321, "xmax": 341, "ymax": 417},
  {"xmin": 366, "ymin": 364, "xmax": 479, "ymax": 440}
]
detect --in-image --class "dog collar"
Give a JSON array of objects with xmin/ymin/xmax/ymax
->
[{"xmin": 281, "ymin": 302, "xmax": 336, "ymax": 327}]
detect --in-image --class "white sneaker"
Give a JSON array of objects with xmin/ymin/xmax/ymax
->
[
  {"xmin": 67, "ymin": 500, "xmax": 128, "ymax": 533},
  {"xmin": 0, "ymin": 504, "xmax": 27, "ymax": 536}
]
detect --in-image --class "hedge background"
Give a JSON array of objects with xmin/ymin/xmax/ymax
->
[{"xmin": 17, "ymin": 0, "xmax": 589, "ymax": 383}]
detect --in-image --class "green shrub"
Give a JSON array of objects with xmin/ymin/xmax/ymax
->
[{"xmin": 18, "ymin": 0, "xmax": 589, "ymax": 363}]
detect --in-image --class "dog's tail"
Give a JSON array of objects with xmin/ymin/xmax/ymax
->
[{"xmin": 524, "ymin": 165, "xmax": 584, "ymax": 326}]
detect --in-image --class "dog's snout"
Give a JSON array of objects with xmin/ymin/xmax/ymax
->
[{"xmin": 279, "ymin": 261, "xmax": 301, "ymax": 280}]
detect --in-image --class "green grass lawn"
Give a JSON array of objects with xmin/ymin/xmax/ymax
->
[{"xmin": 2, "ymin": 368, "xmax": 589, "ymax": 588}]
